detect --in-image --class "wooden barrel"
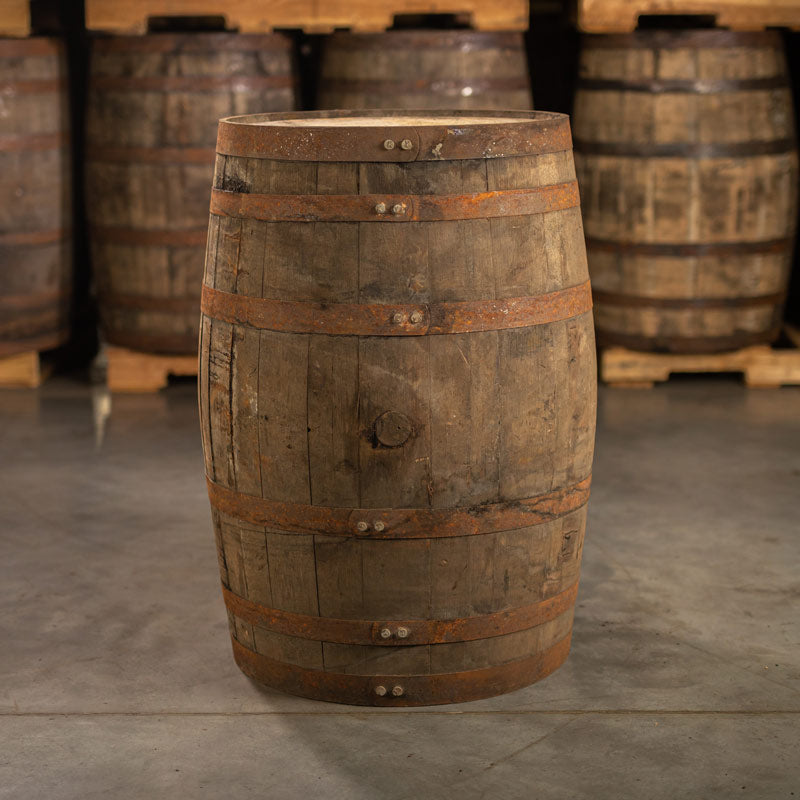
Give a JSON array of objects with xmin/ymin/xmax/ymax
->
[
  {"xmin": 573, "ymin": 30, "xmax": 798, "ymax": 353},
  {"xmin": 317, "ymin": 31, "xmax": 533, "ymax": 110},
  {"xmin": 199, "ymin": 110, "xmax": 596, "ymax": 706},
  {"xmin": 0, "ymin": 38, "xmax": 71, "ymax": 358},
  {"xmin": 85, "ymin": 33, "xmax": 297, "ymax": 354}
]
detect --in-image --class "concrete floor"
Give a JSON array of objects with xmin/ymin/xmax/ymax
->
[{"xmin": 0, "ymin": 376, "xmax": 798, "ymax": 799}]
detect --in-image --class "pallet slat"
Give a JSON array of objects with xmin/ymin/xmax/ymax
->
[
  {"xmin": 0, "ymin": 0, "xmax": 30, "ymax": 37},
  {"xmin": 601, "ymin": 343, "xmax": 800, "ymax": 389},
  {"xmin": 577, "ymin": 0, "xmax": 800, "ymax": 32},
  {"xmin": 0, "ymin": 351, "xmax": 46, "ymax": 388},
  {"xmin": 84, "ymin": 0, "xmax": 529, "ymax": 34},
  {"xmin": 106, "ymin": 346, "xmax": 197, "ymax": 393}
]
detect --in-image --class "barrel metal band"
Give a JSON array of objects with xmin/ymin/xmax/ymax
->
[
  {"xmin": 91, "ymin": 75, "xmax": 296, "ymax": 92},
  {"xmin": 585, "ymin": 237, "xmax": 792, "ymax": 257},
  {"xmin": 201, "ymin": 280, "xmax": 592, "ymax": 337},
  {"xmin": 210, "ymin": 182, "xmax": 579, "ymax": 223},
  {"xmin": 89, "ymin": 146, "xmax": 216, "ymax": 165},
  {"xmin": 328, "ymin": 31, "xmax": 524, "ymax": 50},
  {"xmin": 323, "ymin": 76, "xmax": 530, "ymax": 94},
  {"xmin": 91, "ymin": 227, "xmax": 208, "ymax": 247},
  {"xmin": 231, "ymin": 632, "xmax": 571, "ymax": 706},
  {"xmin": 208, "ymin": 474, "xmax": 590, "ymax": 539},
  {"xmin": 1, "ymin": 79, "xmax": 67, "ymax": 94},
  {"xmin": 592, "ymin": 289, "xmax": 785, "ymax": 310},
  {"xmin": 0, "ymin": 133, "xmax": 65, "ymax": 152},
  {"xmin": 573, "ymin": 138, "xmax": 795, "ymax": 158},
  {"xmin": 0, "ymin": 330, "xmax": 68, "ymax": 358},
  {"xmin": 216, "ymin": 111, "xmax": 572, "ymax": 162},
  {"xmin": 92, "ymin": 34, "xmax": 292, "ymax": 54},
  {"xmin": 576, "ymin": 76, "xmax": 788, "ymax": 94},
  {"xmin": 223, "ymin": 582, "xmax": 578, "ymax": 647},
  {"xmin": 99, "ymin": 293, "xmax": 199, "ymax": 314},
  {"xmin": 581, "ymin": 31, "xmax": 780, "ymax": 50},
  {"xmin": 0, "ymin": 289, "xmax": 65, "ymax": 311},
  {"xmin": 0, "ymin": 228, "xmax": 68, "ymax": 246},
  {"xmin": 596, "ymin": 328, "xmax": 781, "ymax": 354}
]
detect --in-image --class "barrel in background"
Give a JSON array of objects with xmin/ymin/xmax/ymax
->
[
  {"xmin": 0, "ymin": 37, "xmax": 71, "ymax": 358},
  {"xmin": 199, "ymin": 110, "xmax": 595, "ymax": 706},
  {"xmin": 85, "ymin": 33, "xmax": 297, "ymax": 355},
  {"xmin": 574, "ymin": 30, "xmax": 799, "ymax": 353},
  {"xmin": 317, "ymin": 31, "xmax": 533, "ymax": 110}
]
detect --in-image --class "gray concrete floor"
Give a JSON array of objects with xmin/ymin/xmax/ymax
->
[{"xmin": 0, "ymin": 376, "xmax": 798, "ymax": 799}]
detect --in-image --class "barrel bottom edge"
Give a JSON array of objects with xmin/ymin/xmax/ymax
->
[
  {"xmin": 102, "ymin": 330, "xmax": 198, "ymax": 356},
  {"xmin": 597, "ymin": 328, "xmax": 781, "ymax": 354},
  {"xmin": 230, "ymin": 632, "xmax": 572, "ymax": 707},
  {"xmin": 0, "ymin": 329, "xmax": 69, "ymax": 358}
]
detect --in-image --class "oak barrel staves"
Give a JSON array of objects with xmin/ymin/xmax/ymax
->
[
  {"xmin": 85, "ymin": 33, "xmax": 297, "ymax": 355},
  {"xmin": 0, "ymin": 38, "xmax": 71, "ymax": 358},
  {"xmin": 573, "ymin": 30, "xmax": 799, "ymax": 353},
  {"xmin": 199, "ymin": 110, "xmax": 596, "ymax": 706},
  {"xmin": 318, "ymin": 31, "xmax": 533, "ymax": 111}
]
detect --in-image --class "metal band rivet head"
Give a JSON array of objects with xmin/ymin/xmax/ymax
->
[
  {"xmin": 356, "ymin": 521, "xmax": 369, "ymax": 532},
  {"xmin": 383, "ymin": 139, "xmax": 395, "ymax": 150},
  {"xmin": 396, "ymin": 627, "xmax": 409, "ymax": 639},
  {"xmin": 391, "ymin": 685, "xmax": 404, "ymax": 697},
  {"xmin": 374, "ymin": 521, "xmax": 385, "ymax": 532},
  {"xmin": 375, "ymin": 685, "xmax": 387, "ymax": 696},
  {"xmin": 379, "ymin": 628, "xmax": 392, "ymax": 639},
  {"xmin": 374, "ymin": 202, "xmax": 386, "ymax": 214},
  {"xmin": 392, "ymin": 312, "xmax": 405, "ymax": 324},
  {"xmin": 400, "ymin": 139, "xmax": 413, "ymax": 150},
  {"xmin": 409, "ymin": 311, "xmax": 423, "ymax": 324},
  {"xmin": 392, "ymin": 204, "xmax": 405, "ymax": 215}
]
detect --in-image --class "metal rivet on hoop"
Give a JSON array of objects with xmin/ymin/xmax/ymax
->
[
  {"xmin": 356, "ymin": 521, "xmax": 369, "ymax": 532},
  {"xmin": 400, "ymin": 139, "xmax": 413, "ymax": 150},
  {"xmin": 375, "ymin": 685, "xmax": 387, "ymax": 696},
  {"xmin": 392, "ymin": 204, "xmax": 405, "ymax": 215},
  {"xmin": 379, "ymin": 628, "xmax": 392, "ymax": 639},
  {"xmin": 396, "ymin": 627, "xmax": 409, "ymax": 639},
  {"xmin": 383, "ymin": 139, "xmax": 395, "ymax": 150},
  {"xmin": 391, "ymin": 685, "xmax": 404, "ymax": 697},
  {"xmin": 374, "ymin": 202, "xmax": 387, "ymax": 214},
  {"xmin": 374, "ymin": 521, "xmax": 386, "ymax": 532},
  {"xmin": 409, "ymin": 311, "xmax": 423, "ymax": 324}
]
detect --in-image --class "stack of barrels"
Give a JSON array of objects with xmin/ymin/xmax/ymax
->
[
  {"xmin": 573, "ymin": 30, "xmax": 798, "ymax": 353},
  {"xmin": 0, "ymin": 38, "xmax": 71, "ymax": 359}
]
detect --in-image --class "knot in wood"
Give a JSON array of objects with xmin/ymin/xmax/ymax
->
[{"xmin": 374, "ymin": 411, "xmax": 414, "ymax": 448}]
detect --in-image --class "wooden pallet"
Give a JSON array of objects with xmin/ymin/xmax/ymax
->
[
  {"xmin": 0, "ymin": 0, "xmax": 31, "ymax": 36},
  {"xmin": 0, "ymin": 351, "xmax": 50, "ymax": 388},
  {"xmin": 601, "ymin": 329, "xmax": 800, "ymax": 389},
  {"xmin": 84, "ymin": 0, "xmax": 529, "ymax": 34},
  {"xmin": 106, "ymin": 345, "xmax": 197, "ymax": 393},
  {"xmin": 577, "ymin": 0, "xmax": 800, "ymax": 32}
]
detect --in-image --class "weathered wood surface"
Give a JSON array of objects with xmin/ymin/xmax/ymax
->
[
  {"xmin": 0, "ymin": 0, "xmax": 30, "ymax": 36},
  {"xmin": 105, "ymin": 345, "xmax": 198, "ymax": 392},
  {"xmin": 85, "ymin": 33, "xmax": 297, "ymax": 355},
  {"xmin": 577, "ymin": 0, "xmax": 800, "ymax": 33},
  {"xmin": 601, "ymin": 340, "xmax": 800, "ymax": 388},
  {"xmin": 0, "ymin": 38, "xmax": 71, "ymax": 358},
  {"xmin": 199, "ymin": 110, "xmax": 596, "ymax": 706},
  {"xmin": 84, "ymin": 0, "xmax": 529, "ymax": 34},
  {"xmin": 573, "ymin": 30, "xmax": 799, "ymax": 353},
  {"xmin": 317, "ymin": 31, "xmax": 533, "ymax": 111}
]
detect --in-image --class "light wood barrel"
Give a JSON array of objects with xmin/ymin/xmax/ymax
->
[
  {"xmin": 199, "ymin": 110, "xmax": 596, "ymax": 706},
  {"xmin": 85, "ymin": 33, "xmax": 297, "ymax": 354},
  {"xmin": 318, "ymin": 31, "xmax": 533, "ymax": 110},
  {"xmin": 573, "ymin": 30, "xmax": 798, "ymax": 353},
  {"xmin": 0, "ymin": 38, "xmax": 71, "ymax": 357}
]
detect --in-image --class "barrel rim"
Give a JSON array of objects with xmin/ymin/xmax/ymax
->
[
  {"xmin": 216, "ymin": 109, "xmax": 572, "ymax": 162},
  {"xmin": 324, "ymin": 29, "xmax": 525, "ymax": 50},
  {"xmin": 89, "ymin": 31, "xmax": 293, "ymax": 53},
  {"xmin": 580, "ymin": 29, "xmax": 783, "ymax": 49}
]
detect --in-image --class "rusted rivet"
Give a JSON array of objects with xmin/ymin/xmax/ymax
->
[
  {"xmin": 409, "ymin": 311, "xmax": 423, "ymax": 324},
  {"xmin": 392, "ymin": 204, "xmax": 405, "ymax": 215},
  {"xmin": 379, "ymin": 628, "xmax": 392, "ymax": 639},
  {"xmin": 356, "ymin": 521, "xmax": 369, "ymax": 532},
  {"xmin": 374, "ymin": 521, "xmax": 386, "ymax": 532},
  {"xmin": 392, "ymin": 312, "xmax": 405, "ymax": 324},
  {"xmin": 375, "ymin": 685, "xmax": 387, "ymax": 696},
  {"xmin": 383, "ymin": 139, "xmax": 395, "ymax": 150},
  {"xmin": 391, "ymin": 685, "xmax": 404, "ymax": 697},
  {"xmin": 396, "ymin": 627, "xmax": 409, "ymax": 639},
  {"xmin": 400, "ymin": 139, "xmax": 413, "ymax": 150},
  {"xmin": 374, "ymin": 202, "xmax": 386, "ymax": 214}
]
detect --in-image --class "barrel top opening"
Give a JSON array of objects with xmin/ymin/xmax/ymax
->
[
  {"xmin": 216, "ymin": 109, "xmax": 572, "ymax": 162},
  {"xmin": 264, "ymin": 114, "xmax": 535, "ymax": 127}
]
